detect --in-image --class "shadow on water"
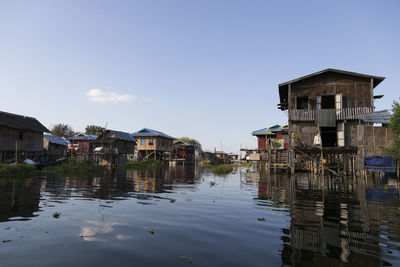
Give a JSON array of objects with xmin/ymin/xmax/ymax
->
[{"xmin": 251, "ymin": 169, "xmax": 400, "ymax": 266}]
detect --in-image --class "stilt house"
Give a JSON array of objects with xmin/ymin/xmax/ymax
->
[
  {"xmin": 278, "ymin": 68, "xmax": 394, "ymax": 172},
  {"xmin": 252, "ymin": 124, "xmax": 289, "ymax": 150},
  {"xmin": 95, "ymin": 129, "xmax": 136, "ymax": 165},
  {"xmin": 0, "ymin": 111, "xmax": 50, "ymax": 163},
  {"xmin": 172, "ymin": 140, "xmax": 195, "ymax": 162},
  {"xmin": 132, "ymin": 128, "xmax": 175, "ymax": 160},
  {"xmin": 43, "ymin": 135, "xmax": 69, "ymax": 160}
]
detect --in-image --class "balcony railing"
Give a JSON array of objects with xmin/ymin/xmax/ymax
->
[{"xmin": 289, "ymin": 107, "xmax": 373, "ymax": 121}]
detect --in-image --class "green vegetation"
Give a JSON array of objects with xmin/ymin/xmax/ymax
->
[
  {"xmin": 85, "ymin": 125, "xmax": 105, "ymax": 135},
  {"xmin": 122, "ymin": 159, "xmax": 164, "ymax": 169},
  {"xmin": 180, "ymin": 256, "xmax": 193, "ymax": 263},
  {"xmin": 233, "ymin": 161, "xmax": 252, "ymax": 168},
  {"xmin": 209, "ymin": 164, "xmax": 233, "ymax": 175},
  {"xmin": 149, "ymin": 228, "xmax": 155, "ymax": 235},
  {"xmin": 52, "ymin": 212, "xmax": 61, "ymax": 219},
  {"xmin": 50, "ymin": 123, "xmax": 75, "ymax": 137},
  {"xmin": 0, "ymin": 163, "xmax": 37, "ymax": 177},
  {"xmin": 41, "ymin": 161, "xmax": 107, "ymax": 177},
  {"xmin": 384, "ymin": 100, "xmax": 400, "ymax": 159}
]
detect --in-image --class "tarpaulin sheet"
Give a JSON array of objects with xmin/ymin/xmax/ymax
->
[
  {"xmin": 315, "ymin": 109, "xmax": 336, "ymax": 127},
  {"xmin": 364, "ymin": 157, "xmax": 396, "ymax": 172}
]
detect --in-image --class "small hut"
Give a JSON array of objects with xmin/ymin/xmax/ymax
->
[
  {"xmin": 132, "ymin": 128, "xmax": 175, "ymax": 161},
  {"xmin": 43, "ymin": 135, "xmax": 69, "ymax": 160},
  {"xmin": 95, "ymin": 130, "xmax": 137, "ymax": 166},
  {"xmin": 0, "ymin": 110, "xmax": 50, "ymax": 163},
  {"xmin": 172, "ymin": 140, "xmax": 195, "ymax": 163}
]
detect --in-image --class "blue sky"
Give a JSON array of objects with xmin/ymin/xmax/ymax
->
[{"xmin": 0, "ymin": 0, "xmax": 399, "ymax": 153}]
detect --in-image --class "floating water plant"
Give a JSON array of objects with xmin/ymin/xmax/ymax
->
[
  {"xmin": 180, "ymin": 256, "xmax": 193, "ymax": 263},
  {"xmin": 52, "ymin": 212, "xmax": 61, "ymax": 219},
  {"xmin": 149, "ymin": 228, "xmax": 155, "ymax": 235},
  {"xmin": 2, "ymin": 240, "xmax": 11, "ymax": 243},
  {"xmin": 0, "ymin": 163, "xmax": 37, "ymax": 177},
  {"xmin": 209, "ymin": 164, "xmax": 233, "ymax": 175},
  {"xmin": 257, "ymin": 217, "xmax": 266, "ymax": 221}
]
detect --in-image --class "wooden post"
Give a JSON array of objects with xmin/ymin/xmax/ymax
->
[
  {"xmin": 15, "ymin": 140, "xmax": 18, "ymax": 163},
  {"xmin": 370, "ymin": 78, "xmax": 374, "ymax": 109},
  {"xmin": 288, "ymin": 83, "xmax": 295, "ymax": 174}
]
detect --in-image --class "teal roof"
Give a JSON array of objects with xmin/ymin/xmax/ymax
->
[{"xmin": 251, "ymin": 124, "xmax": 287, "ymax": 136}]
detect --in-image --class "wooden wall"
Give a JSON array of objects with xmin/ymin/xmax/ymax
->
[
  {"xmin": 289, "ymin": 72, "xmax": 373, "ymax": 109},
  {"xmin": 136, "ymin": 137, "xmax": 173, "ymax": 152},
  {"xmin": 43, "ymin": 139, "xmax": 67, "ymax": 156},
  {"xmin": 292, "ymin": 122, "xmax": 318, "ymax": 147},
  {"xmin": 0, "ymin": 126, "xmax": 43, "ymax": 152}
]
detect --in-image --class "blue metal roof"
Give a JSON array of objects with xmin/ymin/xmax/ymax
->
[
  {"xmin": 44, "ymin": 135, "xmax": 70, "ymax": 146},
  {"xmin": 106, "ymin": 130, "xmax": 137, "ymax": 142},
  {"xmin": 67, "ymin": 134, "xmax": 98, "ymax": 141},
  {"xmin": 132, "ymin": 128, "xmax": 175, "ymax": 140}
]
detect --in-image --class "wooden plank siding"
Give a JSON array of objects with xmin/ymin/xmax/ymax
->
[{"xmin": 135, "ymin": 137, "xmax": 173, "ymax": 152}]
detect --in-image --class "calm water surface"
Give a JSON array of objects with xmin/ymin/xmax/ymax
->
[{"xmin": 1, "ymin": 166, "xmax": 400, "ymax": 266}]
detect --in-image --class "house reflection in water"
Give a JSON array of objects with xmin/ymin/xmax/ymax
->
[
  {"xmin": 0, "ymin": 178, "xmax": 42, "ymax": 222},
  {"xmin": 253, "ymin": 171, "xmax": 400, "ymax": 266}
]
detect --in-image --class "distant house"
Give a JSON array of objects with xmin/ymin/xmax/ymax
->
[
  {"xmin": 204, "ymin": 151, "xmax": 216, "ymax": 163},
  {"xmin": 195, "ymin": 147, "xmax": 205, "ymax": 162},
  {"xmin": 251, "ymin": 124, "xmax": 289, "ymax": 150},
  {"xmin": 0, "ymin": 111, "xmax": 50, "ymax": 163},
  {"xmin": 95, "ymin": 129, "xmax": 136, "ymax": 165},
  {"xmin": 132, "ymin": 128, "xmax": 175, "ymax": 160},
  {"xmin": 228, "ymin": 153, "xmax": 239, "ymax": 162},
  {"xmin": 173, "ymin": 140, "xmax": 195, "ymax": 162},
  {"xmin": 67, "ymin": 134, "xmax": 98, "ymax": 153},
  {"xmin": 43, "ymin": 135, "xmax": 69, "ymax": 160}
]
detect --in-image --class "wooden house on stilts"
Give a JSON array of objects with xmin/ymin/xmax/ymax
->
[
  {"xmin": 0, "ymin": 111, "xmax": 50, "ymax": 163},
  {"xmin": 132, "ymin": 128, "xmax": 175, "ymax": 161},
  {"xmin": 278, "ymin": 68, "xmax": 396, "ymax": 174}
]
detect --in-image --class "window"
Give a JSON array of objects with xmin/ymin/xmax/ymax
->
[
  {"xmin": 296, "ymin": 96, "xmax": 308, "ymax": 109},
  {"xmin": 162, "ymin": 139, "xmax": 165, "ymax": 146},
  {"xmin": 141, "ymin": 139, "xmax": 146, "ymax": 146},
  {"xmin": 149, "ymin": 138, "xmax": 154, "ymax": 145}
]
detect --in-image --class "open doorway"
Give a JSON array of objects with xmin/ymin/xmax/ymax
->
[
  {"xmin": 321, "ymin": 95, "xmax": 335, "ymax": 109},
  {"xmin": 320, "ymin": 127, "xmax": 337, "ymax": 147}
]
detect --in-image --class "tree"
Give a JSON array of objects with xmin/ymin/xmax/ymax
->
[
  {"xmin": 85, "ymin": 125, "xmax": 105, "ymax": 135},
  {"xmin": 51, "ymin": 123, "xmax": 75, "ymax": 137},
  {"xmin": 385, "ymin": 100, "xmax": 400, "ymax": 159},
  {"xmin": 178, "ymin": 137, "xmax": 202, "ymax": 149}
]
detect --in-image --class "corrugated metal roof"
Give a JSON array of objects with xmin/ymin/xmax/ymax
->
[
  {"xmin": 67, "ymin": 134, "xmax": 98, "ymax": 141},
  {"xmin": 173, "ymin": 140, "xmax": 195, "ymax": 147},
  {"xmin": 279, "ymin": 68, "xmax": 385, "ymax": 88},
  {"xmin": 0, "ymin": 110, "xmax": 50, "ymax": 133},
  {"xmin": 252, "ymin": 124, "xmax": 287, "ymax": 136},
  {"xmin": 107, "ymin": 130, "xmax": 136, "ymax": 142},
  {"xmin": 359, "ymin": 110, "xmax": 392, "ymax": 124},
  {"xmin": 132, "ymin": 128, "xmax": 175, "ymax": 140},
  {"xmin": 44, "ymin": 135, "xmax": 70, "ymax": 146}
]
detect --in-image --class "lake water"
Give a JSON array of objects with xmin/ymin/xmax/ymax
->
[{"xmin": 0, "ymin": 166, "xmax": 400, "ymax": 266}]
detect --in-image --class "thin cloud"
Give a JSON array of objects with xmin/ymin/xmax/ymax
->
[{"xmin": 87, "ymin": 88, "xmax": 136, "ymax": 104}]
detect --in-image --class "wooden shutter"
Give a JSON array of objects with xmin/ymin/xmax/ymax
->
[
  {"xmin": 337, "ymin": 122, "xmax": 345, "ymax": 147},
  {"xmin": 316, "ymin": 96, "xmax": 321, "ymax": 109},
  {"xmin": 335, "ymin": 94, "xmax": 342, "ymax": 111}
]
